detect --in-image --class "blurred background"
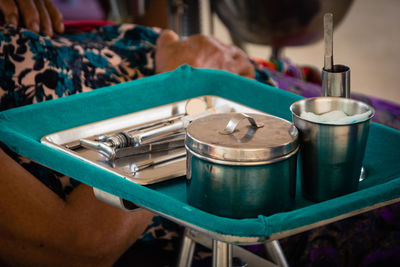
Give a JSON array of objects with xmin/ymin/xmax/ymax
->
[
  {"xmin": 55, "ymin": 0, "xmax": 400, "ymax": 104},
  {"xmin": 240, "ymin": 0, "xmax": 400, "ymax": 104}
]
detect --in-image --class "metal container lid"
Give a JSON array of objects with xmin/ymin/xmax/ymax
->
[{"xmin": 186, "ymin": 113, "xmax": 298, "ymax": 164}]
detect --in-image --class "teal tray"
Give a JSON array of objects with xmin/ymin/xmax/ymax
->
[{"xmin": 1, "ymin": 66, "xmax": 400, "ymax": 242}]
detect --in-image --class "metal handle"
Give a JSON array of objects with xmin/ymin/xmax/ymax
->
[
  {"xmin": 324, "ymin": 13, "xmax": 334, "ymax": 71},
  {"xmin": 80, "ymin": 134, "xmax": 185, "ymax": 161},
  {"xmin": 131, "ymin": 150, "xmax": 186, "ymax": 173},
  {"xmin": 220, "ymin": 113, "xmax": 264, "ymax": 135}
]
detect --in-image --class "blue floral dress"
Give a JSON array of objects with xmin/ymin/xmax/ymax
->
[{"xmin": 0, "ymin": 23, "xmax": 159, "ymax": 198}]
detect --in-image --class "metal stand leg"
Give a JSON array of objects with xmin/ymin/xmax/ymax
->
[
  {"xmin": 177, "ymin": 228, "xmax": 283, "ymax": 267},
  {"xmin": 212, "ymin": 240, "xmax": 232, "ymax": 267},
  {"xmin": 177, "ymin": 228, "xmax": 196, "ymax": 267},
  {"xmin": 264, "ymin": 240, "xmax": 289, "ymax": 267}
]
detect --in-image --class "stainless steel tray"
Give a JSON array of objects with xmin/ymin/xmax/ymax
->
[{"xmin": 41, "ymin": 95, "xmax": 266, "ymax": 185}]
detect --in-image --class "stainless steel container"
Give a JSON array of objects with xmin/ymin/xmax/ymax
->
[
  {"xmin": 322, "ymin": 64, "xmax": 350, "ymax": 98},
  {"xmin": 185, "ymin": 113, "xmax": 299, "ymax": 218},
  {"xmin": 290, "ymin": 97, "xmax": 374, "ymax": 202}
]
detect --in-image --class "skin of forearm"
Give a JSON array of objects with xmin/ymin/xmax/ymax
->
[{"xmin": 0, "ymin": 148, "xmax": 154, "ymax": 266}]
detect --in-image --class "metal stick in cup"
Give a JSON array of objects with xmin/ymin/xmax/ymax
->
[
  {"xmin": 321, "ymin": 12, "xmax": 350, "ymax": 99},
  {"xmin": 324, "ymin": 13, "xmax": 334, "ymax": 71}
]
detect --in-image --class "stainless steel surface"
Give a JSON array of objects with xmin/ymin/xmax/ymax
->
[
  {"xmin": 324, "ymin": 13, "xmax": 334, "ymax": 71},
  {"xmin": 321, "ymin": 12, "xmax": 350, "ymax": 97},
  {"xmin": 41, "ymin": 96, "xmax": 266, "ymax": 185},
  {"xmin": 80, "ymin": 126, "xmax": 185, "ymax": 160},
  {"xmin": 290, "ymin": 97, "xmax": 374, "ymax": 202},
  {"xmin": 186, "ymin": 113, "xmax": 298, "ymax": 163},
  {"xmin": 219, "ymin": 113, "xmax": 264, "ymax": 135},
  {"xmin": 182, "ymin": 229, "xmax": 277, "ymax": 267},
  {"xmin": 213, "ymin": 240, "xmax": 232, "ymax": 267},
  {"xmin": 111, "ymin": 134, "xmax": 185, "ymax": 159},
  {"xmin": 93, "ymin": 188, "xmax": 141, "ymax": 212},
  {"xmin": 186, "ymin": 146, "xmax": 298, "ymax": 218},
  {"xmin": 177, "ymin": 228, "xmax": 196, "ymax": 267},
  {"xmin": 320, "ymin": 45, "xmax": 366, "ymax": 182},
  {"xmin": 185, "ymin": 112, "xmax": 299, "ymax": 218},
  {"xmin": 264, "ymin": 241, "xmax": 289, "ymax": 267},
  {"xmin": 79, "ymin": 105, "xmax": 230, "ymax": 160},
  {"xmin": 322, "ymin": 64, "xmax": 351, "ymax": 98},
  {"xmin": 80, "ymin": 138, "xmax": 115, "ymax": 159},
  {"xmin": 213, "ymin": 0, "xmax": 353, "ymax": 55},
  {"xmin": 186, "ymin": 145, "xmax": 299, "ymax": 166},
  {"xmin": 131, "ymin": 150, "xmax": 186, "ymax": 173},
  {"xmin": 321, "ymin": 13, "xmax": 350, "ymax": 98},
  {"xmin": 359, "ymin": 166, "xmax": 367, "ymax": 182}
]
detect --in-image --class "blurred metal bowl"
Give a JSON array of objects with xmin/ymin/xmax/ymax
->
[{"xmin": 213, "ymin": 0, "xmax": 353, "ymax": 48}]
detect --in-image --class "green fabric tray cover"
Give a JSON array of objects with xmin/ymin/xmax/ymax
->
[{"xmin": 1, "ymin": 65, "xmax": 400, "ymax": 239}]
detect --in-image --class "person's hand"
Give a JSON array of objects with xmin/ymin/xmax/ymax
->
[
  {"xmin": 0, "ymin": 0, "xmax": 64, "ymax": 36},
  {"xmin": 155, "ymin": 30, "xmax": 255, "ymax": 79}
]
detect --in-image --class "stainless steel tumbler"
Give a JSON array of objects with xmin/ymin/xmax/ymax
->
[{"xmin": 290, "ymin": 97, "xmax": 374, "ymax": 202}]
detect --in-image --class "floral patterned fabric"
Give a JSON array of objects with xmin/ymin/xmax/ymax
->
[
  {"xmin": 0, "ymin": 23, "xmax": 158, "ymax": 111},
  {"xmin": 0, "ymin": 23, "xmax": 159, "ymax": 199}
]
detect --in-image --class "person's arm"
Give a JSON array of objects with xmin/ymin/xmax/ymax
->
[{"xmin": 0, "ymin": 147, "xmax": 154, "ymax": 267}]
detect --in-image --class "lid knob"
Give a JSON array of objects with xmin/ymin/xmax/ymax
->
[{"xmin": 220, "ymin": 113, "xmax": 264, "ymax": 135}]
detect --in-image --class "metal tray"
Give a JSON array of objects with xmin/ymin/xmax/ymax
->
[{"xmin": 41, "ymin": 95, "xmax": 266, "ymax": 185}]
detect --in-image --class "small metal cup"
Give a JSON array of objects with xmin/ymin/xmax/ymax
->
[
  {"xmin": 290, "ymin": 97, "xmax": 374, "ymax": 202},
  {"xmin": 322, "ymin": 64, "xmax": 350, "ymax": 98}
]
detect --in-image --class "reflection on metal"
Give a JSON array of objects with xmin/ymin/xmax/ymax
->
[
  {"xmin": 212, "ymin": 0, "xmax": 353, "ymax": 59},
  {"xmin": 219, "ymin": 113, "xmax": 264, "ymax": 135},
  {"xmin": 93, "ymin": 188, "xmax": 141, "ymax": 212},
  {"xmin": 79, "ymin": 98, "xmax": 224, "ymax": 161},
  {"xmin": 322, "ymin": 64, "xmax": 351, "ymax": 98},
  {"xmin": 131, "ymin": 150, "xmax": 186, "ymax": 173},
  {"xmin": 265, "ymin": 240, "xmax": 289, "ymax": 267},
  {"xmin": 291, "ymin": 97, "xmax": 374, "ymax": 202},
  {"xmin": 41, "ymin": 96, "xmax": 266, "ymax": 185},
  {"xmin": 321, "ymin": 12, "xmax": 351, "ymax": 98},
  {"xmin": 213, "ymin": 240, "xmax": 233, "ymax": 267},
  {"xmin": 176, "ymin": 229, "xmax": 281, "ymax": 267},
  {"xmin": 320, "ymin": 15, "xmax": 367, "ymax": 183},
  {"xmin": 177, "ymin": 228, "xmax": 196, "ymax": 267}
]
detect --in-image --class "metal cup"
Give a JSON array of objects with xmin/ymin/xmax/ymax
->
[
  {"xmin": 322, "ymin": 64, "xmax": 351, "ymax": 98},
  {"xmin": 290, "ymin": 97, "xmax": 374, "ymax": 202}
]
